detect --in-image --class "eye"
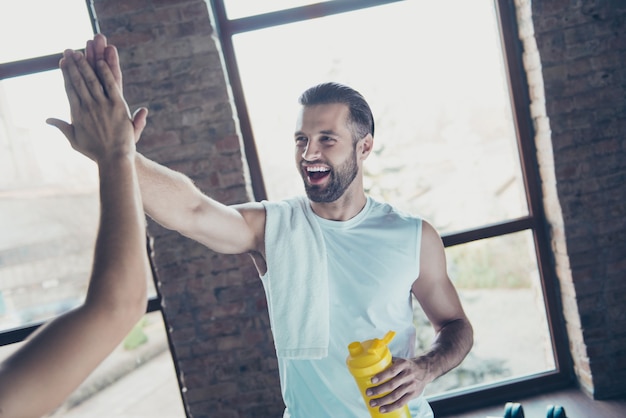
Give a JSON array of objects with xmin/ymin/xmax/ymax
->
[{"xmin": 295, "ymin": 136, "xmax": 308, "ymax": 146}]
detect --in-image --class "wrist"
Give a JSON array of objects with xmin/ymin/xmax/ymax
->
[
  {"xmin": 411, "ymin": 353, "xmax": 439, "ymax": 385},
  {"xmin": 97, "ymin": 150, "xmax": 136, "ymax": 171}
]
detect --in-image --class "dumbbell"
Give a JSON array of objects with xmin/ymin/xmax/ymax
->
[
  {"xmin": 503, "ymin": 402, "xmax": 525, "ymax": 418},
  {"xmin": 546, "ymin": 405, "xmax": 567, "ymax": 418},
  {"xmin": 488, "ymin": 402, "xmax": 567, "ymax": 418}
]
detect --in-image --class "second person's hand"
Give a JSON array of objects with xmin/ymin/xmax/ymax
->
[{"xmin": 46, "ymin": 50, "xmax": 145, "ymax": 162}]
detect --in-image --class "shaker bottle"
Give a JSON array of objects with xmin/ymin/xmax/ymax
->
[{"xmin": 346, "ymin": 331, "xmax": 411, "ymax": 417}]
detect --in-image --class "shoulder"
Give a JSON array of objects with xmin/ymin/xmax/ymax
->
[
  {"xmin": 261, "ymin": 195, "xmax": 310, "ymax": 218},
  {"xmin": 418, "ymin": 220, "xmax": 446, "ymax": 266},
  {"xmin": 233, "ymin": 200, "xmax": 266, "ymax": 217},
  {"xmin": 234, "ymin": 196, "xmax": 307, "ymax": 216},
  {"xmin": 231, "ymin": 201, "xmax": 267, "ymax": 239},
  {"xmin": 420, "ymin": 220, "xmax": 443, "ymax": 245},
  {"xmin": 368, "ymin": 198, "xmax": 423, "ymax": 227},
  {"xmin": 417, "ymin": 220, "xmax": 446, "ymax": 278}
]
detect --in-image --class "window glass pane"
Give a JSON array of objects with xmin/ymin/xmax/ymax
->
[
  {"xmin": 0, "ymin": 0, "xmax": 93, "ymax": 63},
  {"xmin": 0, "ymin": 339, "xmax": 25, "ymax": 364},
  {"xmin": 233, "ymin": 0, "xmax": 528, "ymax": 233},
  {"xmin": 0, "ymin": 70, "xmax": 156, "ymax": 333},
  {"xmin": 223, "ymin": 0, "xmax": 333, "ymax": 19},
  {"xmin": 0, "ymin": 70, "xmax": 97, "ymax": 331},
  {"xmin": 0, "ymin": 312, "xmax": 184, "ymax": 417},
  {"xmin": 419, "ymin": 231, "xmax": 555, "ymax": 396}
]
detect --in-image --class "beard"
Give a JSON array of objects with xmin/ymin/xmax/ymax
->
[{"xmin": 302, "ymin": 149, "xmax": 358, "ymax": 203}]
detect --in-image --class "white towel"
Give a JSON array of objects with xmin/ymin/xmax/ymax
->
[{"xmin": 260, "ymin": 196, "xmax": 329, "ymax": 359}]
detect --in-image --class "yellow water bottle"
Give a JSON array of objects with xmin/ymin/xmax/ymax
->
[{"xmin": 346, "ymin": 331, "xmax": 411, "ymax": 418}]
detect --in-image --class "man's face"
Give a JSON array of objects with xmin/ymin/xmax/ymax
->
[{"xmin": 294, "ymin": 103, "xmax": 359, "ymax": 203}]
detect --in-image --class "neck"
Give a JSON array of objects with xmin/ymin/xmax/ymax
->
[{"xmin": 309, "ymin": 187, "xmax": 367, "ymax": 221}]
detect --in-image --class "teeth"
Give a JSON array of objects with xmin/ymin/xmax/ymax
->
[{"xmin": 306, "ymin": 166, "xmax": 330, "ymax": 172}]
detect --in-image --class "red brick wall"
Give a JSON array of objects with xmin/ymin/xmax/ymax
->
[
  {"xmin": 525, "ymin": 0, "xmax": 626, "ymax": 399},
  {"xmin": 92, "ymin": 1, "xmax": 283, "ymax": 416}
]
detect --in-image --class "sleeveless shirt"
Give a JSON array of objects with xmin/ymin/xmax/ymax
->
[{"xmin": 262, "ymin": 196, "xmax": 434, "ymax": 418}]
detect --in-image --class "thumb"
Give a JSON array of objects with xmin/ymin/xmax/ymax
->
[
  {"xmin": 132, "ymin": 107, "xmax": 149, "ymax": 142},
  {"xmin": 46, "ymin": 118, "xmax": 75, "ymax": 142}
]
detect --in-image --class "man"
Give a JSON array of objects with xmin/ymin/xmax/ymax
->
[
  {"xmin": 0, "ymin": 49, "xmax": 151, "ymax": 417},
  {"xmin": 74, "ymin": 34, "xmax": 473, "ymax": 417}
]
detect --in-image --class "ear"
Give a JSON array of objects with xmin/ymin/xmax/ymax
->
[{"xmin": 358, "ymin": 133, "xmax": 374, "ymax": 160}]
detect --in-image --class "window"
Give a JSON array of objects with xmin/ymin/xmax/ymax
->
[
  {"xmin": 0, "ymin": 0, "xmax": 99, "ymax": 344},
  {"xmin": 210, "ymin": 0, "xmax": 571, "ymax": 412},
  {"xmin": 0, "ymin": 1, "xmax": 184, "ymax": 416}
]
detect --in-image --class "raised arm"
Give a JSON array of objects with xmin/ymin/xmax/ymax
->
[
  {"xmin": 134, "ymin": 153, "xmax": 265, "ymax": 256},
  {"xmin": 0, "ymin": 50, "xmax": 151, "ymax": 418},
  {"xmin": 366, "ymin": 220, "xmax": 473, "ymax": 413},
  {"xmin": 87, "ymin": 34, "xmax": 266, "ymax": 258}
]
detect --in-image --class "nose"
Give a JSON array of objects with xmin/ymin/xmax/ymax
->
[{"xmin": 301, "ymin": 140, "xmax": 320, "ymax": 162}]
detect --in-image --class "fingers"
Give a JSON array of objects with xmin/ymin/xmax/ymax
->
[
  {"xmin": 366, "ymin": 359, "xmax": 424, "ymax": 412},
  {"xmin": 68, "ymin": 48, "xmax": 122, "ymax": 106},
  {"xmin": 371, "ymin": 358, "xmax": 404, "ymax": 385},
  {"xmin": 77, "ymin": 53, "xmax": 108, "ymax": 100},
  {"xmin": 83, "ymin": 33, "xmax": 124, "ymax": 95},
  {"xmin": 46, "ymin": 118, "xmax": 75, "ymax": 142},
  {"xmin": 94, "ymin": 33, "xmax": 107, "ymax": 63},
  {"xmin": 94, "ymin": 59, "xmax": 123, "ymax": 102},
  {"xmin": 132, "ymin": 108, "xmax": 149, "ymax": 140},
  {"xmin": 376, "ymin": 392, "xmax": 412, "ymax": 414},
  {"xmin": 72, "ymin": 47, "xmax": 136, "ymax": 125},
  {"xmin": 368, "ymin": 379, "xmax": 412, "ymax": 413},
  {"xmin": 54, "ymin": 43, "xmax": 137, "ymax": 163},
  {"xmin": 59, "ymin": 56, "xmax": 82, "ymax": 111},
  {"xmin": 104, "ymin": 45, "xmax": 123, "ymax": 91},
  {"xmin": 68, "ymin": 50, "xmax": 109, "ymax": 103},
  {"xmin": 86, "ymin": 39, "xmax": 95, "ymax": 68},
  {"xmin": 86, "ymin": 34, "xmax": 107, "ymax": 69}
]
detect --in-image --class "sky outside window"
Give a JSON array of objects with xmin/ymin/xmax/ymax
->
[
  {"xmin": 232, "ymin": 0, "xmax": 528, "ymax": 233},
  {"xmin": 0, "ymin": 0, "xmax": 93, "ymax": 64}
]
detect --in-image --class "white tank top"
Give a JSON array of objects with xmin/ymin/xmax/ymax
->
[{"xmin": 270, "ymin": 196, "xmax": 433, "ymax": 418}]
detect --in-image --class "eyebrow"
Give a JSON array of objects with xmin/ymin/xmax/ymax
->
[{"xmin": 294, "ymin": 129, "xmax": 340, "ymax": 137}]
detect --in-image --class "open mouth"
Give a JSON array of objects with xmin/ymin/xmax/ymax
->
[{"xmin": 305, "ymin": 165, "xmax": 331, "ymax": 184}]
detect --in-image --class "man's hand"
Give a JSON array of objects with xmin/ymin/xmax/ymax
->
[
  {"xmin": 365, "ymin": 356, "xmax": 432, "ymax": 414},
  {"xmin": 86, "ymin": 33, "xmax": 147, "ymax": 143},
  {"xmin": 46, "ymin": 50, "xmax": 143, "ymax": 162}
]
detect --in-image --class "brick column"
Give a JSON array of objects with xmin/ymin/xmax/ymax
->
[
  {"xmin": 523, "ymin": 0, "xmax": 626, "ymax": 399},
  {"xmin": 93, "ymin": 1, "xmax": 283, "ymax": 416}
]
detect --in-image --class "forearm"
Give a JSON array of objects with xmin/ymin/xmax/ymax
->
[
  {"xmin": 416, "ymin": 317, "xmax": 473, "ymax": 384},
  {"xmin": 0, "ymin": 306, "xmax": 137, "ymax": 418},
  {"xmin": 86, "ymin": 153, "xmax": 149, "ymax": 315},
  {"xmin": 0, "ymin": 155, "xmax": 149, "ymax": 417},
  {"xmin": 135, "ymin": 152, "xmax": 206, "ymax": 233}
]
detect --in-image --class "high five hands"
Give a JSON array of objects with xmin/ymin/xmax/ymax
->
[{"xmin": 46, "ymin": 34, "xmax": 148, "ymax": 161}]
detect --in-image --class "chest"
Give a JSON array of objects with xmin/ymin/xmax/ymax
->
[{"xmin": 321, "ymin": 221, "xmax": 420, "ymax": 305}]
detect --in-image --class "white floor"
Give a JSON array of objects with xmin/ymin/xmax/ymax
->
[{"xmin": 58, "ymin": 350, "xmax": 186, "ymax": 418}]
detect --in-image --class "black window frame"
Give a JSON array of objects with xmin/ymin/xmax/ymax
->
[
  {"xmin": 208, "ymin": 0, "xmax": 574, "ymax": 414},
  {"xmin": 0, "ymin": 1, "xmax": 163, "ymax": 346}
]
